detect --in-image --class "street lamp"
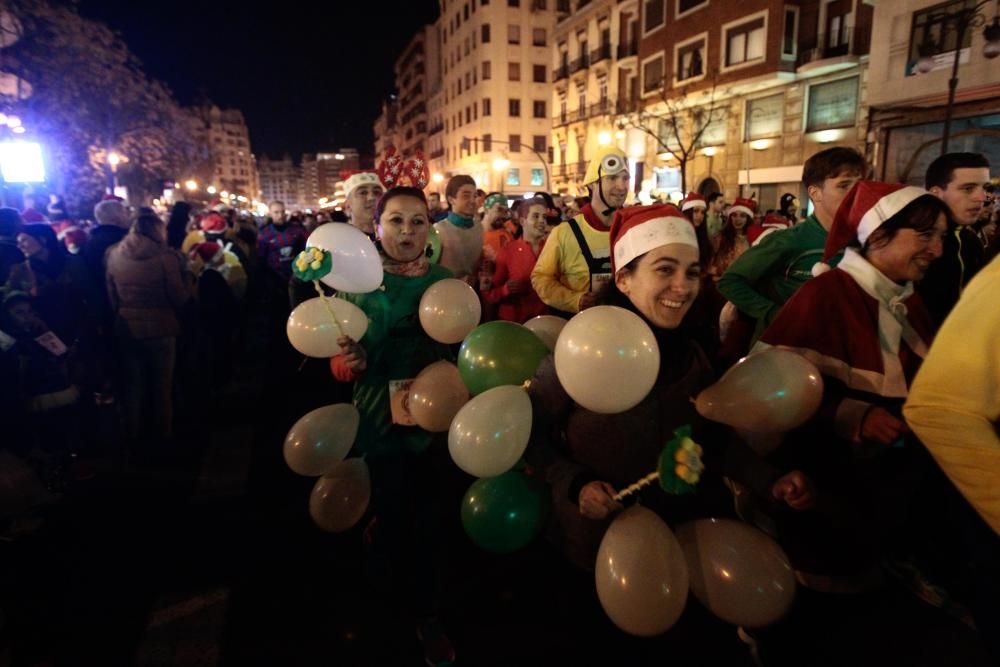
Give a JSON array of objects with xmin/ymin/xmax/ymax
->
[
  {"xmin": 107, "ymin": 151, "xmax": 122, "ymax": 193},
  {"xmin": 184, "ymin": 179, "xmax": 198, "ymax": 192},
  {"xmin": 914, "ymin": 0, "xmax": 1000, "ymax": 154},
  {"xmin": 207, "ymin": 185, "xmax": 217, "ymax": 195}
]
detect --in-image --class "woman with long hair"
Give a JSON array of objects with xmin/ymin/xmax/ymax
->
[{"xmin": 709, "ymin": 197, "xmax": 754, "ymax": 280}]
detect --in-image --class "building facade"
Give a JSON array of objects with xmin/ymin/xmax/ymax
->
[
  {"xmin": 258, "ymin": 155, "xmax": 306, "ymax": 210},
  {"xmin": 552, "ymin": 0, "xmax": 874, "ymax": 212},
  {"xmin": 866, "ymin": 0, "xmax": 1000, "ymax": 185},
  {"xmin": 197, "ymin": 105, "xmax": 261, "ymax": 202},
  {"xmin": 396, "ymin": 25, "xmax": 441, "ymax": 158},
  {"xmin": 302, "ymin": 150, "xmax": 360, "ymax": 209}
]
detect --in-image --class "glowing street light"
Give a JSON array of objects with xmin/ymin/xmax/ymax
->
[
  {"xmin": 220, "ymin": 190, "xmax": 229, "ymax": 198},
  {"xmin": 492, "ymin": 157, "xmax": 510, "ymax": 171},
  {"xmin": 431, "ymin": 172, "xmax": 444, "ymax": 184},
  {"xmin": 597, "ymin": 131, "xmax": 612, "ymax": 146},
  {"xmin": 5, "ymin": 115, "xmax": 21, "ymax": 129},
  {"xmin": 207, "ymin": 185, "xmax": 217, "ymax": 194},
  {"xmin": 108, "ymin": 152, "xmax": 122, "ymax": 168},
  {"xmin": 184, "ymin": 179, "xmax": 198, "ymax": 191}
]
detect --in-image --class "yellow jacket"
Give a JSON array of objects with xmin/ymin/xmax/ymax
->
[
  {"xmin": 904, "ymin": 255, "xmax": 1000, "ymax": 536},
  {"xmin": 531, "ymin": 209, "xmax": 610, "ymax": 313}
]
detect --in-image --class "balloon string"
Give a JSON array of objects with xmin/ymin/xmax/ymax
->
[
  {"xmin": 313, "ymin": 280, "xmax": 346, "ymax": 338},
  {"xmin": 613, "ymin": 472, "xmax": 659, "ymax": 502}
]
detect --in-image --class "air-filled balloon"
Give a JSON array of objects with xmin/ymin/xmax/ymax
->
[
  {"xmin": 408, "ymin": 360, "xmax": 470, "ymax": 432},
  {"xmin": 523, "ymin": 315, "xmax": 567, "ymax": 351},
  {"xmin": 419, "ymin": 278, "xmax": 482, "ymax": 344},
  {"xmin": 694, "ymin": 348, "xmax": 823, "ymax": 433},
  {"xmin": 307, "ymin": 223, "xmax": 383, "ymax": 293},
  {"xmin": 458, "ymin": 321, "xmax": 549, "ymax": 395},
  {"xmin": 555, "ymin": 306, "xmax": 660, "ymax": 414},
  {"xmin": 595, "ymin": 506, "xmax": 689, "ymax": 636},
  {"xmin": 461, "ymin": 470, "xmax": 549, "ymax": 553},
  {"xmin": 448, "ymin": 385, "xmax": 532, "ymax": 477},
  {"xmin": 286, "ymin": 297, "xmax": 368, "ymax": 358},
  {"xmin": 283, "ymin": 404, "xmax": 360, "ymax": 476},
  {"xmin": 676, "ymin": 518, "xmax": 795, "ymax": 628},
  {"xmin": 308, "ymin": 458, "xmax": 371, "ymax": 533}
]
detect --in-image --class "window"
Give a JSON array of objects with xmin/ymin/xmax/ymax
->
[
  {"xmin": 458, "ymin": 78, "xmax": 463, "ymax": 93},
  {"xmin": 908, "ymin": 0, "xmax": 975, "ymax": 75},
  {"xmin": 484, "ymin": 133, "xmax": 492, "ymax": 151},
  {"xmin": 465, "ymin": 71, "xmax": 472, "ymax": 88},
  {"xmin": 676, "ymin": 36, "xmax": 705, "ymax": 82},
  {"xmin": 507, "ymin": 168, "xmax": 520, "ymax": 186},
  {"xmin": 464, "ymin": 2, "xmax": 469, "ymax": 19},
  {"xmin": 509, "ymin": 62, "xmax": 521, "ymax": 80},
  {"xmin": 644, "ymin": 0, "xmax": 665, "ymax": 34},
  {"xmin": 482, "ymin": 24, "xmax": 491, "ymax": 42},
  {"xmin": 533, "ymin": 28, "xmax": 546, "ymax": 46},
  {"xmin": 508, "ymin": 0, "xmax": 519, "ymax": 5},
  {"xmin": 533, "ymin": 100, "xmax": 546, "ymax": 117},
  {"xmin": 694, "ymin": 108, "xmax": 727, "ymax": 146},
  {"xmin": 745, "ymin": 93, "xmax": 784, "ymax": 140},
  {"xmin": 806, "ymin": 76, "xmax": 859, "ymax": 132},
  {"xmin": 530, "ymin": 168, "xmax": 544, "ymax": 187},
  {"xmin": 508, "ymin": 24, "xmax": 521, "ymax": 44},
  {"xmin": 533, "ymin": 135, "xmax": 546, "ymax": 153},
  {"xmin": 533, "ymin": 0, "xmax": 546, "ymax": 9},
  {"xmin": 676, "ymin": 0, "xmax": 707, "ymax": 17},
  {"xmin": 455, "ymin": 11, "xmax": 460, "ymax": 27},
  {"xmin": 474, "ymin": 102, "xmax": 478, "ymax": 120},
  {"xmin": 483, "ymin": 61, "xmax": 492, "ymax": 79},
  {"xmin": 642, "ymin": 53, "xmax": 664, "ymax": 94},
  {"xmin": 464, "ymin": 37, "xmax": 470, "ymax": 55},
  {"xmin": 473, "ymin": 68, "xmax": 478, "ymax": 84},
  {"xmin": 533, "ymin": 64, "xmax": 546, "ymax": 82},
  {"xmin": 725, "ymin": 15, "xmax": 766, "ymax": 67},
  {"xmin": 484, "ymin": 98, "xmax": 492, "ymax": 116},
  {"xmin": 782, "ymin": 7, "xmax": 798, "ymax": 58},
  {"xmin": 510, "ymin": 134, "xmax": 521, "ymax": 152},
  {"xmin": 509, "ymin": 99, "xmax": 521, "ymax": 116},
  {"xmin": 466, "ymin": 106, "xmax": 472, "ymax": 123}
]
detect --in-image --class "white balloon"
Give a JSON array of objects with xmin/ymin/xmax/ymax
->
[
  {"xmin": 286, "ymin": 297, "xmax": 369, "ymax": 358},
  {"xmin": 523, "ymin": 315, "xmax": 567, "ymax": 351},
  {"xmin": 419, "ymin": 278, "xmax": 482, "ymax": 344},
  {"xmin": 596, "ymin": 506, "xmax": 689, "ymax": 636},
  {"xmin": 306, "ymin": 223, "xmax": 383, "ymax": 294},
  {"xmin": 283, "ymin": 404, "xmax": 360, "ymax": 477},
  {"xmin": 309, "ymin": 458, "xmax": 371, "ymax": 533},
  {"xmin": 554, "ymin": 306, "xmax": 660, "ymax": 414},
  {"xmin": 448, "ymin": 385, "xmax": 532, "ymax": 478}
]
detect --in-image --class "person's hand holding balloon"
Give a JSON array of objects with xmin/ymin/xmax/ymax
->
[
  {"xmin": 860, "ymin": 407, "xmax": 909, "ymax": 445},
  {"xmin": 770, "ymin": 471, "xmax": 816, "ymax": 511},
  {"xmin": 579, "ymin": 481, "xmax": 624, "ymax": 520},
  {"xmin": 337, "ymin": 336, "xmax": 367, "ymax": 373}
]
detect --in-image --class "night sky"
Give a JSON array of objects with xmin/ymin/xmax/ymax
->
[{"xmin": 77, "ymin": 0, "xmax": 440, "ymax": 161}]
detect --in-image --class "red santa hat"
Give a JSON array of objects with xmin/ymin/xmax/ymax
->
[
  {"xmin": 680, "ymin": 192, "xmax": 706, "ymax": 212},
  {"xmin": 610, "ymin": 204, "xmax": 699, "ymax": 274},
  {"xmin": 728, "ymin": 197, "xmax": 757, "ymax": 219},
  {"xmin": 812, "ymin": 181, "xmax": 932, "ymax": 276},
  {"xmin": 747, "ymin": 213, "xmax": 792, "ymax": 246},
  {"xmin": 200, "ymin": 212, "xmax": 227, "ymax": 233},
  {"xmin": 191, "ymin": 241, "xmax": 224, "ymax": 265}
]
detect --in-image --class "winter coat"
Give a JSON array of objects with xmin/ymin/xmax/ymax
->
[{"xmin": 105, "ymin": 232, "xmax": 190, "ymax": 339}]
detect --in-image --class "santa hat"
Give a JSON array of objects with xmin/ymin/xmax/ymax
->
[
  {"xmin": 610, "ymin": 204, "xmax": 699, "ymax": 274},
  {"xmin": 680, "ymin": 192, "xmax": 706, "ymax": 212},
  {"xmin": 63, "ymin": 228, "xmax": 88, "ymax": 254},
  {"xmin": 191, "ymin": 241, "xmax": 223, "ymax": 265},
  {"xmin": 728, "ymin": 197, "xmax": 757, "ymax": 219},
  {"xmin": 747, "ymin": 213, "xmax": 792, "ymax": 246},
  {"xmin": 200, "ymin": 212, "xmax": 227, "ymax": 233},
  {"xmin": 343, "ymin": 172, "xmax": 382, "ymax": 198},
  {"xmin": 811, "ymin": 181, "xmax": 931, "ymax": 276}
]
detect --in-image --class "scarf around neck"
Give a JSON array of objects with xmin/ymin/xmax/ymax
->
[
  {"xmin": 447, "ymin": 211, "xmax": 475, "ymax": 229},
  {"xmin": 381, "ymin": 253, "xmax": 429, "ymax": 277}
]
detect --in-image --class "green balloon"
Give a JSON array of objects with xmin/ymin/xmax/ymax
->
[
  {"xmin": 427, "ymin": 225, "xmax": 442, "ymax": 264},
  {"xmin": 458, "ymin": 321, "xmax": 549, "ymax": 395},
  {"xmin": 461, "ymin": 471, "xmax": 550, "ymax": 554}
]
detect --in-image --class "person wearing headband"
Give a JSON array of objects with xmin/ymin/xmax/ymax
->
[{"xmin": 531, "ymin": 147, "xmax": 630, "ymax": 314}]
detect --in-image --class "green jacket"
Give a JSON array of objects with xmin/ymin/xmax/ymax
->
[
  {"xmin": 717, "ymin": 215, "xmax": 841, "ymax": 342},
  {"xmin": 340, "ymin": 264, "xmax": 454, "ymax": 457}
]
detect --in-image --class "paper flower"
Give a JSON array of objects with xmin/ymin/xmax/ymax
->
[
  {"xmin": 657, "ymin": 425, "xmax": 704, "ymax": 495},
  {"xmin": 293, "ymin": 247, "xmax": 332, "ymax": 282}
]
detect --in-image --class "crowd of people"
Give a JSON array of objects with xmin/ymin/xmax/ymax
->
[{"xmin": 2, "ymin": 144, "xmax": 999, "ymax": 665}]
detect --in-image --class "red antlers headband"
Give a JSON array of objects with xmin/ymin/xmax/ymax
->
[{"xmin": 375, "ymin": 146, "xmax": 430, "ymax": 190}]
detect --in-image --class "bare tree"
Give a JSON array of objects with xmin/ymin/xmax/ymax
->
[{"xmin": 617, "ymin": 75, "xmax": 726, "ymax": 194}]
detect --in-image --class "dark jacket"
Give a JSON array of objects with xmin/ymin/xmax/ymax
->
[{"xmin": 917, "ymin": 225, "xmax": 987, "ymax": 325}]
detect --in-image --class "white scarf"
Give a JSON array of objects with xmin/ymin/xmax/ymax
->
[{"xmin": 837, "ymin": 248, "xmax": 928, "ymax": 397}]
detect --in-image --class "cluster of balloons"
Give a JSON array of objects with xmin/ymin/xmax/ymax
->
[
  {"xmin": 283, "ymin": 404, "xmax": 370, "ymax": 532},
  {"xmin": 596, "ymin": 508, "xmax": 795, "ymax": 636},
  {"xmin": 282, "ymin": 225, "xmax": 385, "ymax": 532}
]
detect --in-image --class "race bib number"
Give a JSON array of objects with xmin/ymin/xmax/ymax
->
[
  {"xmin": 388, "ymin": 379, "xmax": 417, "ymax": 426},
  {"xmin": 591, "ymin": 273, "xmax": 612, "ymax": 292}
]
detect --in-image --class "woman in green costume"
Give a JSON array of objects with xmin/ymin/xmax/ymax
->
[{"xmin": 329, "ymin": 184, "xmax": 459, "ymax": 665}]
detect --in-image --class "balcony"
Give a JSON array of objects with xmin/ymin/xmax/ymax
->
[
  {"xmin": 589, "ymin": 98, "xmax": 611, "ymax": 118},
  {"xmin": 430, "ymin": 148, "xmax": 444, "ymax": 159},
  {"xmin": 590, "ymin": 43, "xmax": 611, "ymax": 65},
  {"xmin": 570, "ymin": 54, "xmax": 590, "ymax": 74},
  {"xmin": 617, "ymin": 40, "xmax": 638, "ymax": 60},
  {"xmin": 615, "ymin": 98, "xmax": 641, "ymax": 115},
  {"xmin": 796, "ymin": 25, "xmax": 871, "ymax": 71},
  {"xmin": 572, "ymin": 160, "xmax": 587, "ymax": 180},
  {"xmin": 429, "ymin": 123, "xmax": 444, "ymax": 136},
  {"xmin": 553, "ymin": 64, "xmax": 569, "ymax": 81},
  {"xmin": 555, "ymin": 164, "xmax": 568, "ymax": 178},
  {"xmin": 553, "ymin": 111, "xmax": 569, "ymax": 127}
]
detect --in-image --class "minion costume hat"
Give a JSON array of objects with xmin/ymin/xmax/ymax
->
[{"xmin": 583, "ymin": 146, "xmax": 630, "ymax": 218}]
